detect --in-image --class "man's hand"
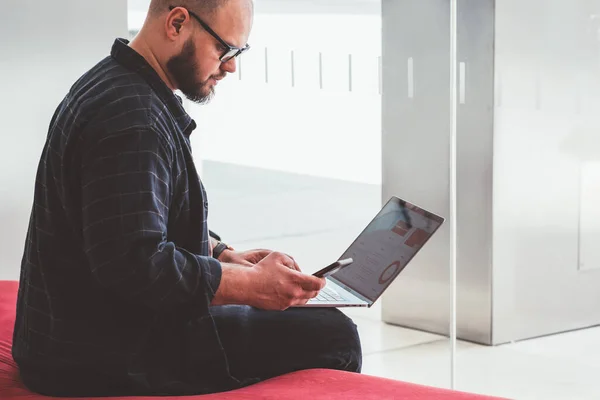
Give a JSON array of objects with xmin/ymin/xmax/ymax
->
[
  {"xmin": 219, "ymin": 249, "xmax": 301, "ymax": 271},
  {"xmin": 212, "ymin": 252, "xmax": 325, "ymax": 310}
]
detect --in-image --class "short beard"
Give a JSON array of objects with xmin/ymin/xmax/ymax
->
[{"xmin": 166, "ymin": 37, "xmax": 214, "ymax": 105}]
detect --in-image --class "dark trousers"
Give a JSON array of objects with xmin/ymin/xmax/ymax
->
[
  {"xmin": 19, "ymin": 307, "xmax": 362, "ymax": 397},
  {"xmin": 211, "ymin": 305, "xmax": 362, "ymax": 381}
]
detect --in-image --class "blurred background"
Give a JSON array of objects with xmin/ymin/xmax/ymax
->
[{"xmin": 1, "ymin": 0, "xmax": 599, "ymax": 398}]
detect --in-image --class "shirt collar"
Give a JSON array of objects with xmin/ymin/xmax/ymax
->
[{"xmin": 110, "ymin": 38, "xmax": 196, "ymax": 136}]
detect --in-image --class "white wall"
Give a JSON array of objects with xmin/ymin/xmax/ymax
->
[
  {"xmin": 0, "ymin": 0, "xmax": 128, "ymax": 280},
  {"xmin": 188, "ymin": 9, "xmax": 382, "ymax": 185},
  {"xmin": 129, "ymin": 0, "xmax": 383, "ymax": 185}
]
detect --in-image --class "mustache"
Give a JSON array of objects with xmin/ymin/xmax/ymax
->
[{"xmin": 210, "ymin": 73, "xmax": 226, "ymax": 81}]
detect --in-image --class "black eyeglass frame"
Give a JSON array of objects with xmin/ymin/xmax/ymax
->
[{"xmin": 169, "ymin": 5, "xmax": 250, "ymax": 62}]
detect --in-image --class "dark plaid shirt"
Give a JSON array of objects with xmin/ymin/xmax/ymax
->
[{"xmin": 12, "ymin": 38, "xmax": 239, "ymax": 396}]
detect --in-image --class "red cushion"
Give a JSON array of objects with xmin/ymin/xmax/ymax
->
[{"xmin": 0, "ymin": 281, "xmax": 502, "ymax": 399}]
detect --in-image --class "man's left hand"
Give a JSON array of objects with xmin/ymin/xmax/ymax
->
[{"xmin": 219, "ymin": 249, "xmax": 301, "ymax": 271}]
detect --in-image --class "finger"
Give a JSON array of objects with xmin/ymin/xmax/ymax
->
[
  {"xmin": 298, "ymin": 289, "xmax": 321, "ymax": 301},
  {"xmin": 291, "ymin": 288, "xmax": 321, "ymax": 305},
  {"xmin": 245, "ymin": 250, "xmax": 274, "ymax": 265},
  {"xmin": 276, "ymin": 252, "xmax": 301, "ymax": 272},
  {"xmin": 293, "ymin": 272, "xmax": 326, "ymax": 291},
  {"xmin": 278, "ymin": 253, "xmax": 298, "ymax": 271},
  {"xmin": 289, "ymin": 257, "xmax": 301, "ymax": 272},
  {"xmin": 292, "ymin": 297, "xmax": 311, "ymax": 306},
  {"xmin": 253, "ymin": 249, "xmax": 272, "ymax": 259}
]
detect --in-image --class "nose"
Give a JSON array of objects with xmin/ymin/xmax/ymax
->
[{"xmin": 221, "ymin": 57, "xmax": 237, "ymax": 74}]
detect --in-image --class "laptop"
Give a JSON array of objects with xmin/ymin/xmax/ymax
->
[{"xmin": 296, "ymin": 196, "xmax": 445, "ymax": 308}]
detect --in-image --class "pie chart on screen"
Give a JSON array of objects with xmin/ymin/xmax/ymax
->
[{"xmin": 379, "ymin": 261, "xmax": 401, "ymax": 284}]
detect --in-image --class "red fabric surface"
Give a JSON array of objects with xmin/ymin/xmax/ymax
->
[{"xmin": 0, "ymin": 281, "xmax": 503, "ymax": 399}]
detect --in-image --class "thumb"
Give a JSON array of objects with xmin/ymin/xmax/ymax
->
[{"xmin": 292, "ymin": 270, "xmax": 326, "ymax": 291}]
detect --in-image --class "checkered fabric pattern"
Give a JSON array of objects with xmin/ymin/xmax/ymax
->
[{"xmin": 12, "ymin": 38, "xmax": 227, "ymax": 394}]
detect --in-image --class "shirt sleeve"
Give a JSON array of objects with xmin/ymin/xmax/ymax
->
[{"xmin": 79, "ymin": 127, "xmax": 222, "ymax": 313}]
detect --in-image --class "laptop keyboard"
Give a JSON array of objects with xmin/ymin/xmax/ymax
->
[{"xmin": 313, "ymin": 286, "xmax": 346, "ymax": 302}]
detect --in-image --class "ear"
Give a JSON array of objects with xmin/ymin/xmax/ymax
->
[{"xmin": 165, "ymin": 7, "xmax": 191, "ymax": 40}]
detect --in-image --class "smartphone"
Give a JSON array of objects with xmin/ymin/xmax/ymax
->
[{"xmin": 312, "ymin": 258, "xmax": 354, "ymax": 278}]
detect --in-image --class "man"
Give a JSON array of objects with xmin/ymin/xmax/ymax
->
[{"xmin": 12, "ymin": 0, "xmax": 361, "ymax": 396}]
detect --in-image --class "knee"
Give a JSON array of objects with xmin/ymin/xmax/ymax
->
[
  {"xmin": 341, "ymin": 313, "xmax": 362, "ymax": 373},
  {"xmin": 324, "ymin": 310, "xmax": 362, "ymax": 373}
]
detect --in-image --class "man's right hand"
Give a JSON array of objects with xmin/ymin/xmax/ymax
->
[{"xmin": 212, "ymin": 252, "xmax": 325, "ymax": 310}]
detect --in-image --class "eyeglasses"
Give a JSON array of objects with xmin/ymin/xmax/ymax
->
[{"xmin": 169, "ymin": 6, "xmax": 250, "ymax": 63}]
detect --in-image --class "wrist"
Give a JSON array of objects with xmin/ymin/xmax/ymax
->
[
  {"xmin": 217, "ymin": 248, "xmax": 235, "ymax": 263},
  {"xmin": 213, "ymin": 241, "xmax": 234, "ymax": 260},
  {"xmin": 212, "ymin": 264, "xmax": 252, "ymax": 306}
]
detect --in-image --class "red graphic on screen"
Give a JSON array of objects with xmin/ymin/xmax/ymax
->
[
  {"xmin": 392, "ymin": 220, "xmax": 411, "ymax": 236},
  {"xmin": 405, "ymin": 229, "xmax": 429, "ymax": 248},
  {"xmin": 379, "ymin": 261, "xmax": 401, "ymax": 284}
]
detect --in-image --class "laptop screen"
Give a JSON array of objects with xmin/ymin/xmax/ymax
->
[{"xmin": 331, "ymin": 197, "xmax": 444, "ymax": 302}]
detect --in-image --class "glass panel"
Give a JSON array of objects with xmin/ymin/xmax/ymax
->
[
  {"xmin": 456, "ymin": 0, "xmax": 600, "ymax": 398},
  {"xmin": 189, "ymin": 1, "xmax": 383, "ymax": 284},
  {"xmin": 127, "ymin": 0, "xmax": 457, "ymax": 391},
  {"xmin": 379, "ymin": 0, "xmax": 454, "ymax": 391}
]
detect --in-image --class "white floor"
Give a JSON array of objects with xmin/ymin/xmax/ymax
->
[
  {"xmin": 355, "ymin": 320, "xmax": 600, "ymax": 400},
  {"xmin": 203, "ymin": 161, "xmax": 600, "ymax": 400}
]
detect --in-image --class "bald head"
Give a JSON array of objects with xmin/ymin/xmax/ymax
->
[
  {"xmin": 149, "ymin": 0, "xmax": 251, "ymax": 18},
  {"xmin": 131, "ymin": 0, "xmax": 253, "ymax": 104}
]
